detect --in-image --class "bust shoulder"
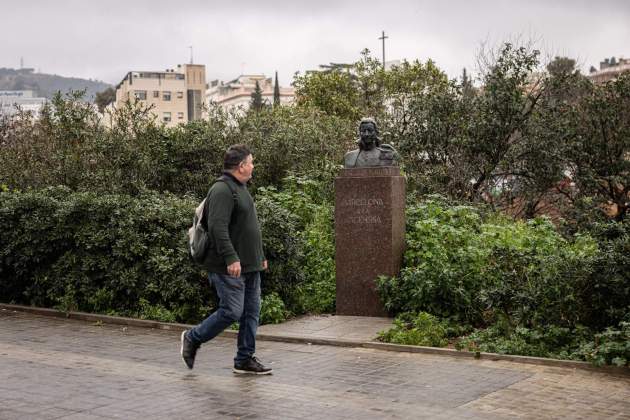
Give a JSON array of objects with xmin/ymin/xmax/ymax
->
[
  {"xmin": 379, "ymin": 143, "xmax": 396, "ymax": 152},
  {"xmin": 344, "ymin": 149, "xmax": 360, "ymax": 167},
  {"xmin": 377, "ymin": 144, "xmax": 397, "ymax": 162}
]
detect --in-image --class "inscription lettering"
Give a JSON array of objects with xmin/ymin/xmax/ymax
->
[
  {"xmin": 341, "ymin": 198, "xmax": 384, "ymax": 207},
  {"xmin": 350, "ymin": 215, "xmax": 382, "ymax": 224},
  {"xmin": 341, "ymin": 196, "xmax": 385, "ymax": 224}
]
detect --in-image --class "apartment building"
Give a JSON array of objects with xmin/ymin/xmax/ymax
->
[
  {"xmin": 588, "ymin": 56, "xmax": 630, "ymax": 83},
  {"xmin": 110, "ymin": 64, "xmax": 205, "ymax": 127},
  {"xmin": 206, "ymin": 74, "xmax": 294, "ymax": 112},
  {"xmin": 0, "ymin": 90, "xmax": 47, "ymax": 117}
]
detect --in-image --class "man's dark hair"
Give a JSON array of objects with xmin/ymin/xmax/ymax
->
[{"xmin": 223, "ymin": 144, "xmax": 252, "ymax": 170}]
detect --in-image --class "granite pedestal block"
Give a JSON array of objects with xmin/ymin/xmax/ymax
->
[{"xmin": 334, "ymin": 166, "xmax": 405, "ymax": 316}]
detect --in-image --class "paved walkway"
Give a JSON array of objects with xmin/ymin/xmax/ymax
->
[
  {"xmin": 1, "ymin": 310, "xmax": 629, "ymax": 419},
  {"xmin": 257, "ymin": 313, "xmax": 394, "ymax": 342}
]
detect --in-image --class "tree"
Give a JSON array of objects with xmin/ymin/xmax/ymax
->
[
  {"xmin": 273, "ymin": 71, "xmax": 280, "ymax": 108},
  {"xmin": 567, "ymin": 74, "xmax": 630, "ymax": 221},
  {"xmin": 95, "ymin": 87, "xmax": 116, "ymax": 113},
  {"xmin": 393, "ymin": 43, "xmax": 547, "ymax": 202},
  {"xmin": 508, "ymin": 57, "xmax": 589, "ymax": 219},
  {"xmin": 546, "ymin": 56, "xmax": 578, "ymax": 78},
  {"xmin": 293, "ymin": 67, "xmax": 361, "ymax": 120},
  {"xmin": 250, "ymin": 80, "xmax": 264, "ymax": 112},
  {"xmin": 380, "ymin": 58, "xmax": 451, "ymax": 145},
  {"xmin": 461, "ymin": 43, "xmax": 545, "ymax": 204},
  {"xmin": 461, "ymin": 67, "xmax": 475, "ymax": 98}
]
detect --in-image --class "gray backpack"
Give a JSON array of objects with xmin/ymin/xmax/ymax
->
[{"xmin": 188, "ymin": 176, "xmax": 237, "ymax": 264}]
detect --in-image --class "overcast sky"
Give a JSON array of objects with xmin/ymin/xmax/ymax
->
[{"xmin": 2, "ymin": 0, "xmax": 629, "ymax": 87}]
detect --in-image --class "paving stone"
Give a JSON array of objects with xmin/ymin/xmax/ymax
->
[{"xmin": 1, "ymin": 311, "xmax": 628, "ymax": 419}]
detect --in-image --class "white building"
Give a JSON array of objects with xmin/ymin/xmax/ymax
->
[
  {"xmin": 0, "ymin": 90, "xmax": 47, "ymax": 117},
  {"xmin": 588, "ymin": 56, "xmax": 630, "ymax": 83},
  {"xmin": 206, "ymin": 74, "xmax": 294, "ymax": 112}
]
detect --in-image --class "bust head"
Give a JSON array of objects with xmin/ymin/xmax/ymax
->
[
  {"xmin": 358, "ymin": 118, "xmax": 381, "ymax": 151},
  {"xmin": 344, "ymin": 117, "xmax": 398, "ymax": 168}
]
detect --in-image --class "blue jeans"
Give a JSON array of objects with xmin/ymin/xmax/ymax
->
[{"xmin": 188, "ymin": 271, "xmax": 261, "ymax": 363}]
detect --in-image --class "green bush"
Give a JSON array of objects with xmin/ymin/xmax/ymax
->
[
  {"xmin": 377, "ymin": 197, "xmax": 599, "ymax": 327},
  {"xmin": 259, "ymin": 292, "xmax": 289, "ymax": 325},
  {"xmin": 294, "ymin": 205, "xmax": 336, "ymax": 314},
  {"xmin": 0, "ymin": 94, "xmax": 352, "ymax": 200},
  {"xmin": 0, "ymin": 187, "xmax": 313, "ymax": 323},
  {"xmin": 454, "ymin": 321, "xmax": 630, "ymax": 366},
  {"xmin": 0, "ymin": 187, "xmax": 210, "ymax": 323},
  {"xmin": 455, "ymin": 324, "xmax": 592, "ymax": 359},
  {"xmin": 573, "ymin": 321, "xmax": 630, "ymax": 367},
  {"xmin": 378, "ymin": 312, "xmax": 448, "ymax": 347},
  {"xmin": 577, "ymin": 221, "xmax": 630, "ymax": 330},
  {"xmin": 255, "ymin": 179, "xmax": 336, "ymax": 314},
  {"xmin": 236, "ymin": 106, "xmax": 352, "ymax": 194},
  {"xmin": 255, "ymin": 193, "xmax": 305, "ymax": 313},
  {"xmin": 137, "ymin": 298, "xmax": 177, "ymax": 323}
]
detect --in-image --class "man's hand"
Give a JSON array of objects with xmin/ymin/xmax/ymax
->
[
  {"xmin": 227, "ymin": 261, "xmax": 241, "ymax": 278},
  {"xmin": 262, "ymin": 260, "xmax": 268, "ymax": 270}
]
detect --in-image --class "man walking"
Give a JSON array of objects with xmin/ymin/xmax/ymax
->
[{"xmin": 181, "ymin": 144, "xmax": 272, "ymax": 375}]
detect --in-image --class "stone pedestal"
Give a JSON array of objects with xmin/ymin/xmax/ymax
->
[{"xmin": 334, "ymin": 167, "xmax": 405, "ymax": 316}]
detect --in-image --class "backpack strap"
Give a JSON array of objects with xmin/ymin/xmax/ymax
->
[
  {"xmin": 201, "ymin": 175, "xmax": 239, "ymax": 230},
  {"xmin": 216, "ymin": 175, "xmax": 238, "ymax": 208}
]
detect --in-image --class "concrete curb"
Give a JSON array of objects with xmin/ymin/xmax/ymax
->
[
  {"xmin": 2, "ymin": 303, "xmax": 627, "ymax": 375},
  {"xmin": 363, "ymin": 342, "xmax": 617, "ymax": 371}
]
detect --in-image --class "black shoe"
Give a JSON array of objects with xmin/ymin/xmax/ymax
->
[
  {"xmin": 233, "ymin": 356, "xmax": 273, "ymax": 375},
  {"xmin": 180, "ymin": 330, "xmax": 199, "ymax": 370}
]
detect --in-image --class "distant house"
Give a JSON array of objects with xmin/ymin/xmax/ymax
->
[
  {"xmin": 588, "ymin": 56, "xmax": 630, "ymax": 83},
  {"xmin": 206, "ymin": 74, "xmax": 294, "ymax": 112},
  {"xmin": 0, "ymin": 90, "xmax": 46, "ymax": 117},
  {"xmin": 106, "ymin": 64, "xmax": 206, "ymax": 127}
]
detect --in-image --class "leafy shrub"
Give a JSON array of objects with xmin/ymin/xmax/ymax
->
[
  {"xmin": 0, "ymin": 93, "xmax": 352, "ymax": 200},
  {"xmin": 298, "ymin": 206, "xmax": 336, "ymax": 313},
  {"xmin": 0, "ymin": 187, "xmax": 211, "ymax": 322},
  {"xmin": 137, "ymin": 298, "xmax": 177, "ymax": 323},
  {"xmin": 256, "ymin": 178, "xmax": 336, "ymax": 314},
  {"xmin": 577, "ymin": 221, "xmax": 630, "ymax": 330},
  {"xmin": 0, "ymin": 187, "xmax": 313, "ymax": 323},
  {"xmin": 237, "ymin": 106, "xmax": 352, "ymax": 194},
  {"xmin": 255, "ymin": 193, "xmax": 305, "ymax": 313},
  {"xmin": 572, "ymin": 322, "xmax": 630, "ymax": 367},
  {"xmin": 378, "ymin": 312, "xmax": 448, "ymax": 347},
  {"xmin": 455, "ymin": 324, "xmax": 592, "ymax": 359},
  {"xmin": 259, "ymin": 292, "xmax": 289, "ymax": 325},
  {"xmin": 377, "ymin": 198, "xmax": 599, "ymax": 327},
  {"xmin": 455, "ymin": 321, "xmax": 630, "ymax": 367}
]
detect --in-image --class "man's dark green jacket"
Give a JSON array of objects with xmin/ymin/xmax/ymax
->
[{"xmin": 201, "ymin": 172, "xmax": 265, "ymax": 274}]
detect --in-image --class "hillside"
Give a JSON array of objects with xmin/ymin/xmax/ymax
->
[{"xmin": 0, "ymin": 68, "xmax": 112, "ymax": 102}]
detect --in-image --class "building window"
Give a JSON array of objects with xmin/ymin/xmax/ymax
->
[
  {"xmin": 134, "ymin": 90, "xmax": 147, "ymax": 100},
  {"xmin": 177, "ymin": 112, "xmax": 184, "ymax": 119},
  {"xmin": 163, "ymin": 112, "xmax": 171, "ymax": 122},
  {"xmin": 177, "ymin": 91, "xmax": 183, "ymax": 99},
  {"xmin": 163, "ymin": 91, "xmax": 171, "ymax": 101},
  {"xmin": 153, "ymin": 91, "xmax": 159, "ymax": 98}
]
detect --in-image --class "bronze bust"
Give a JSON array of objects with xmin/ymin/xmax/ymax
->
[{"xmin": 344, "ymin": 118, "xmax": 398, "ymax": 168}]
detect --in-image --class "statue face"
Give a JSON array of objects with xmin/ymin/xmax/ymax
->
[{"xmin": 359, "ymin": 122, "xmax": 377, "ymax": 145}]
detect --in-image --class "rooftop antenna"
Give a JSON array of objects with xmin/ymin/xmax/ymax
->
[
  {"xmin": 20, "ymin": 57, "xmax": 24, "ymax": 69},
  {"xmin": 188, "ymin": 46, "xmax": 193, "ymax": 64}
]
